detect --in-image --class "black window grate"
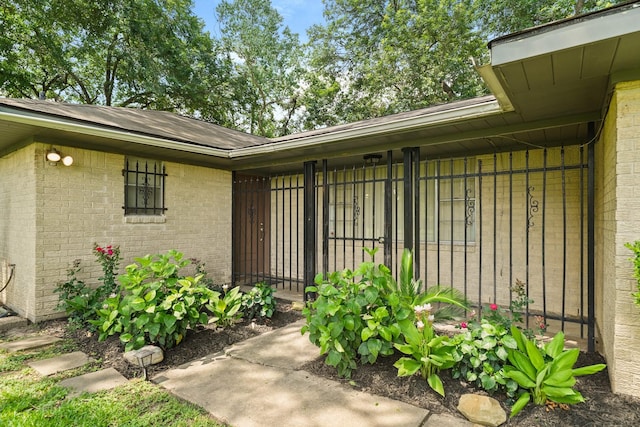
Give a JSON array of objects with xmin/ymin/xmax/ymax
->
[{"xmin": 123, "ymin": 158, "xmax": 167, "ymax": 215}]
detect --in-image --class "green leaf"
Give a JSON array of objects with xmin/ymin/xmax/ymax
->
[
  {"xmin": 544, "ymin": 369, "xmax": 575, "ymax": 387},
  {"xmin": 163, "ymin": 315, "xmax": 176, "ymax": 330},
  {"xmin": 147, "ymin": 322, "xmax": 161, "ymax": 339},
  {"xmin": 144, "ymin": 289, "xmax": 157, "ymax": 302},
  {"xmin": 508, "ymin": 350, "xmax": 537, "ymax": 381},
  {"xmin": 334, "ymin": 340, "xmax": 344, "ymax": 353},
  {"xmin": 496, "ymin": 346, "xmax": 509, "ymax": 361},
  {"xmin": 542, "ymin": 386, "xmax": 578, "ymax": 399},
  {"xmin": 130, "ymin": 296, "xmax": 147, "ymax": 311},
  {"xmin": 361, "ymin": 327, "xmax": 374, "ymax": 342},
  {"xmin": 326, "ymin": 350, "xmax": 341, "ymax": 367},
  {"xmin": 525, "ymin": 339, "xmax": 545, "ymax": 371},
  {"xmin": 367, "ymin": 339, "xmax": 382, "ymax": 359},
  {"xmin": 510, "ymin": 392, "xmax": 531, "ymax": 418},
  {"xmin": 394, "ymin": 357, "xmax": 421, "ymax": 377},
  {"xmin": 364, "ymin": 286, "xmax": 379, "ymax": 304},
  {"xmin": 572, "ymin": 364, "xmax": 606, "ymax": 376},
  {"xmin": 545, "ymin": 330, "xmax": 565, "ymax": 359},
  {"xmin": 394, "ymin": 343, "xmax": 415, "ymax": 355},
  {"xmin": 481, "ymin": 375, "xmax": 497, "ymax": 391},
  {"xmin": 504, "ymin": 369, "xmax": 536, "ymax": 388},
  {"xmin": 501, "ymin": 334, "xmax": 518, "ymax": 349},
  {"xmin": 550, "ymin": 348, "xmax": 580, "ymax": 374},
  {"xmin": 427, "ymin": 374, "xmax": 446, "ymax": 397}
]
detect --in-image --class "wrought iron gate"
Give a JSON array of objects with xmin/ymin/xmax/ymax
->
[{"xmin": 232, "ymin": 144, "xmax": 593, "ymax": 345}]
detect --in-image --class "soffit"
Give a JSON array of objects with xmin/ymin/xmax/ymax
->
[{"xmin": 489, "ymin": 2, "xmax": 640, "ymax": 124}]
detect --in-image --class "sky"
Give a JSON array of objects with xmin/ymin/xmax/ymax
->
[{"xmin": 191, "ymin": 0, "xmax": 326, "ymax": 41}]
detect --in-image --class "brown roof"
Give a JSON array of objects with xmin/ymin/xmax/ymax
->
[{"xmin": 0, "ymin": 98, "xmax": 268, "ymax": 150}]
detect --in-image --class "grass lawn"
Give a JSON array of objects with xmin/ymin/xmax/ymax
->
[{"xmin": 0, "ymin": 339, "xmax": 226, "ymax": 427}]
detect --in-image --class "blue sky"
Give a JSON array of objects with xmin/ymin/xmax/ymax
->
[{"xmin": 191, "ymin": 0, "xmax": 326, "ymax": 41}]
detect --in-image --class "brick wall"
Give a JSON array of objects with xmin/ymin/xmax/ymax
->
[
  {"xmin": 597, "ymin": 80, "xmax": 640, "ymax": 396},
  {"xmin": 0, "ymin": 144, "xmax": 37, "ymax": 320},
  {"xmin": 9, "ymin": 143, "xmax": 232, "ymax": 322}
]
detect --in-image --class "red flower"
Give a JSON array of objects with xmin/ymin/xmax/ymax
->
[
  {"xmin": 107, "ymin": 249, "xmax": 113, "ymax": 256},
  {"xmin": 460, "ymin": 321, "xmax": 468, "ymax": 329},
  {"xmin": 490, "ymin": 303, "xmax": 498, "ymax": 311},
  {"xmin": 96, "ymin": 247, "xmax": 103, "ymax": 253}
]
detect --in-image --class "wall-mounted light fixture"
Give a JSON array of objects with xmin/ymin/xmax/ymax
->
[
  {"xmin": 363, "ymin": 153, "xmax": 382, "ymax": 165},
  {"xmin": 46, "ymin": 148, "xmax": 73, "ymax": 166}
]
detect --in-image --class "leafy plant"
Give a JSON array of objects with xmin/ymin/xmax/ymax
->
[
  {"xmin": 301, "ymin": 255, "xmax": 400, "ymax": 378},
  {"xmin": 396, "ymin": 248, "xmax": 423, "ymax": 302},
  {"xmin": 394, "ymin": 303, "xmax": 456, "ymax": 397},
  {"xmin": 625, "ymin": 241, "xmax": 640, "ymax": 306},
  {"xmin": 450, "ymin": 319, "xmax": 520, "ymax": 399},
  {"xmin": 92, "ymin": 250, "xmax": 218, "ymax": 351},
  {"xmin": 241, "ymin": 282, "xmax": 276, "ymax": 320},
  {"xmin": 206, "ymin": 285, "xmax": 244, "ymax": 326},
  {"xmin": 55, "ymin": 244, "xmax": 122, "ymax": 330},
  {"xmin": 476, "ymin": 279, "xmax": 547, "ymax": 339},
  {"xmin": 504, "ymin": 325, "xmax": 606, "ymax": 418}
]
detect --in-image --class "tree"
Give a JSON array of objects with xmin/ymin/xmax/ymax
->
[
  {"xmin": 215, "ymin": 0, "xmax": 305, "ymax": 136},
  {"xmin": 0, "ymin": 0, "xmax": 233, "ymax": 124},
  {"xmin": 301, "ymin": 0, "xmax": 627, "ymax": 129}
]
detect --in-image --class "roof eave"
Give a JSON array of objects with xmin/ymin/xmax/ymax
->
[
  {"xmin": 0, "ymin": 108, "xmax": 231, "ymax": 158},
  {"xmin": 230, "ymin": 98, "xmax": 503, "ymax": 159}
]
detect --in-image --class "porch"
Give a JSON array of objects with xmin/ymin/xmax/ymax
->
[{"xmin": 232, "ymin": 142, "xmax": 594, "ymax": 349}]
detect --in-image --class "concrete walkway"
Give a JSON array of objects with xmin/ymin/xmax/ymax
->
[
  {"xmin": 154, "ymin": 320, "xmax": 471, "ymax": 427},
  {"xmin": 1, "ymin": 317, "xmax": 472, "ymax": 426}
]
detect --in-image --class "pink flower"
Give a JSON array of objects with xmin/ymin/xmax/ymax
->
[
  {"xmin": 460, "ymin": 321, "xmax": 468, "ymax": 329},
  {"xmin": 107, "ymin": 249, "xmax": 113, "ymax": 256},
  {"xmin": 490, "ymin": 303, "xmax": 498, "ymax": 311}
]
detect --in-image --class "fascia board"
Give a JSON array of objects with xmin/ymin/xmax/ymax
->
[
  {"xmin": 491, "ymin": 4, "xmax": 640, "ymax": 66},
  {"xmin": 230, "ymin": 99, "xmax": 502, "ymax": 158},
  {"xmin": 0, "ymin": 109, "xmax": 230, "ymax": 157}
]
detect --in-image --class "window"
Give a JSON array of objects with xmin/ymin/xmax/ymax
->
[
  {"xmin": 422, "ymin": 158, "xmax": 476, "ymax": 243},
  {"xmin": 123, "ymin": 157, "xmax": 166, "ymax": 215},
  {"xmin": 328, "ymin": 166, "xmax": 385, "ymax": 240},
  {"xmin": 325, "ymin": 158, "xmax": 476, "ymax": 244}
]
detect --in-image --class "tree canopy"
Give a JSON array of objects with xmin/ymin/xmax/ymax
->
[{"xmin": 0, "ymin": 0, "xmax": 627, "ymax": 135}]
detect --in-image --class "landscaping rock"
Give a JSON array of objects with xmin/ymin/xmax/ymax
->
[
  {"xmin": 124, "ymin": 345, "xmax": 164, "ymax": 367},
  {"xmin": 457, "ymin": 394, "xmax": 506, "ymax": 427}
]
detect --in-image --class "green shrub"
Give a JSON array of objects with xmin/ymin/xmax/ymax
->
[
  {"xmin": 241, "ymin": 282, "xmax": 276, "ymax": 319},
  {"xmin": 93, "ymin": 250, "xmax": 220, "ymax": 351},
  {"xmin": 302, "ymin": 248, "xmax": 467, "ymax": 379},
  {"xmin": 301, "ymin": 258, "xmax": 400, "ymax": 378},
  {"xmin": 505, "ymin": 325, "xmax": 606, "ymax": 418},
  {"xmin": 450, "ymin": 319, "xmax": 520, "ymax": 399}
]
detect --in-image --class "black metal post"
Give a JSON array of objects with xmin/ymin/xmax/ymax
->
[
  {"xmin": 402, "ymin": 148, "xmax": 414, "ymax": 251},
  {"xmin": 304, "ymin": 161, "xmax": 317, "ymax": 301},
  {"xmin": 384, "ymin": 151, "xmax": 393, "ymax": 267},
  {"xmin": 231, "ymin": 171, "xmax": 237, "ymax": 287},
  {"xmin": 587, "ymin": 122, "xmax": 596, "ymax": 353},
  {"xmin": 322, "ymin": 160, "xmax": 329, "ymax": 277}
]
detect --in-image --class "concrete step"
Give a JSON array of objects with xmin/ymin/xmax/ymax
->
[
  {"xmin": 0, "ymin": 335, "xmax": 61, "ymax": 353},
  {"xmin": 28, "ymin": 351, "xmax": 95, "ymax": 376},
  {"xmin": 58, "ymin": 368, "xmax": 129, "ymax": 398}
]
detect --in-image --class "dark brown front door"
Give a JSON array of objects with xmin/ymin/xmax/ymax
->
[{"xmin": 233, "ymin": 175, "xmax": 271, "ymax": 285}]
